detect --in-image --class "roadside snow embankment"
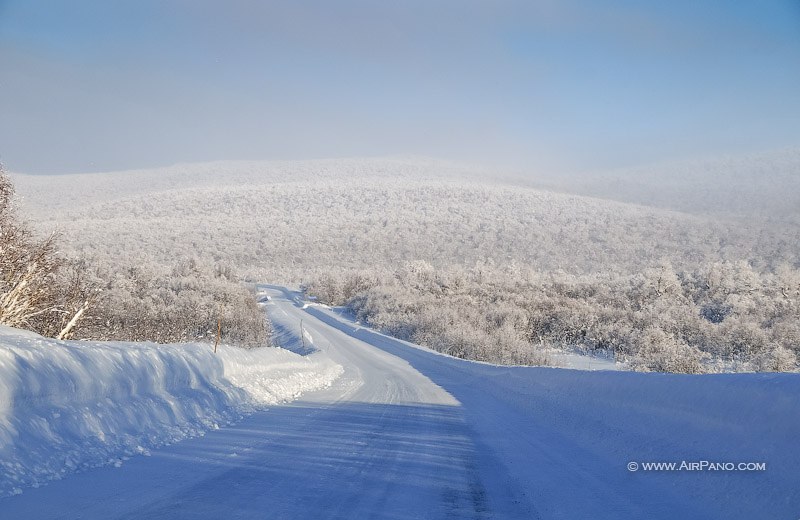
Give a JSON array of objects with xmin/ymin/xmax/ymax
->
[
  {"xmin": 0, "ymin": 326, "xmax": 341, "ymax": 497},
  {"xmin": 218, "ymin": 344, "xmax": 342, "ymax": 404}
]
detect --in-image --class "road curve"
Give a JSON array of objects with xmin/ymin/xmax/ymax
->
[
  {"xmin": 0, "ymin": 286, "xmax": 533, "ymax": 519},
  {"xmin": 3, "ymin": 286, "xmax": 797, "ymax": 520}
]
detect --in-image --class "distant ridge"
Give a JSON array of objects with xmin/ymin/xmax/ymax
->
[
  {"xmin": 540, "ymin": 147, "xmax": 800, "ymax": 217},
  {"xmin": 10, "ymin": 156, "xmax": 798, "ymax": 281},
  {"xmin": 10, "ymin": 157, "xmax": 489, "ymax": 216}
]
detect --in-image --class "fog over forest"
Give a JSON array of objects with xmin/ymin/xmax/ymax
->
[{"xmin": 7, "ymin": 148, "xmax": 800, "ymax": 373}]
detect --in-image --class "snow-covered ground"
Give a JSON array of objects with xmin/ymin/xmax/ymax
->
[
  {"xmin": 0, "ymin": 325, "xmax": 341, "ymax": 497},
  {"xmin": 299, "ymin": 289, "xmax": 800, "ymax": 519},
  {"xmin": 328, "ymin": 305, "xmax": 625, "ymax": 371},
  {"xmin": 547, "ymin": 348, "xmax": 622, "ymax": 370},
  {"xmin": 1, "ymin": 287, "xmax": 798, "ymax": 519}
]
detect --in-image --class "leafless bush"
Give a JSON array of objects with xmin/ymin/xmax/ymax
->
[
  {"xmin": 0, "ymin": 170, "xmax": 92, "ymax": 336},
  {"xmin": 75, "ymin": 257, "xmax": 269, "ymax": 348},
  {"xmin": 308, "ymin": 260, "xmax": 800, "ymax": 373}
]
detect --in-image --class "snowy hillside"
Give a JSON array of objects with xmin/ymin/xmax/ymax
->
[
  {"xmin": 0, "ymin": 326, "xmax": 342, "ymax": 497},
  {"xmin": 9, "ymin": 157, "xmax": 486, "ymax": 218},
  {"xmin": 10, "ymin": 157, "xmax": 799, "ymax": 282}
]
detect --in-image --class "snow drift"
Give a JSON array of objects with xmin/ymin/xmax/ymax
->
[{"xmin": 0, "ymin": 325, "xmax": 342, "ymax": 496}]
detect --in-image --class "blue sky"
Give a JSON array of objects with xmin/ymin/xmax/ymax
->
[{"xmin": 1, "ymin": 0, "xmax": 799, "ymax": 173}]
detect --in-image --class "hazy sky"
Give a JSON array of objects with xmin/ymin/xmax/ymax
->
[{"xmin": 1, "ymin": 1, "xmax": 799, "ymax": 174}]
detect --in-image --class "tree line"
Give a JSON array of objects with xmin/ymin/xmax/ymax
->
[{"xmin": 306, "ymin": 260, "xmax": 799, "ymax": 373}]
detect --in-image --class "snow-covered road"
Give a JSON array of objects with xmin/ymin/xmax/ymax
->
[
  {"xmin": 2, "ymin": 286, "xmax": 798, "ymax": 519},
  {"xmin": 0, "ymin": 287, "xmax": 515, "ymax": 519}
]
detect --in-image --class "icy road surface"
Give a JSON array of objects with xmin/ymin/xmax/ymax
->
[{"xmin": 2, "ymin": 286, "xmax": 798, "ymax": 519}]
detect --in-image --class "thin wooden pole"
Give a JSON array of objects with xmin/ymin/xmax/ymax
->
[
  {"xmin": 214, "ymin": 307, "xmax": 222, "ymax": 354},
  {"xmin": 300, "ymin": 319, "xmax": 306, "ymax": 351}
]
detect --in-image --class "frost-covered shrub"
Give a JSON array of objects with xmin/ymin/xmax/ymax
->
[
  {"xmin": 628, "ymin": 327, "xmax": 707, "ymax": 374},
  {"xmin": 309, "ymin": 261, "xmax": 800, "ymax": 373},
  {"xmin": 344, "ymin": 280, "xmax": 549, "ymax": 366},
  {"xmin": 753, "ymin": 345, "xmax": 797, "ymax": 372},
  {"xmin": 0, "ymin": 170, "xmax": 93, "ymax": 337},
  {"xmin": 77, "ymin": 258, "xmax": 269, "ymax": 348},
  {"xmin": 717, "ymin": 321, "xmax": 769, "ymax": 359}
]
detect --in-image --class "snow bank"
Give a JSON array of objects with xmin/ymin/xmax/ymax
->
[
  {"xmin": 218, "ymin": 345, "xmax": 343, "ymax": 404},
  {"xmin": 0, "ymin": 326, "xmax": 341, "ymax": 497}
]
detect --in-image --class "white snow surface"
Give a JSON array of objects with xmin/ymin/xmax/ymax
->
[
  {"xmin": 0, "ymin": 325, "xmax": 341, "ymax": 497},
  {"xmin": 1, "ymin": 288, "xmax": 798, "ymax": 519}
]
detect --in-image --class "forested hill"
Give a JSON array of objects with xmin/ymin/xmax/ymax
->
[
  {"xmin": 10, "ymin": 156, "xmax": 798, "ymax": 282},
  {"xmin": 7, "ymin": 156, "xmax": 799, "ymax": 372},
  {"xmin": 10, "ymin": 157, "xmax": 485, "ymax": 218}
]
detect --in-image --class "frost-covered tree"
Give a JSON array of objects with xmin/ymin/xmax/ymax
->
[{"xmin": 0, "ymin": 168, "xmax": 92, "ymax": 337}]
